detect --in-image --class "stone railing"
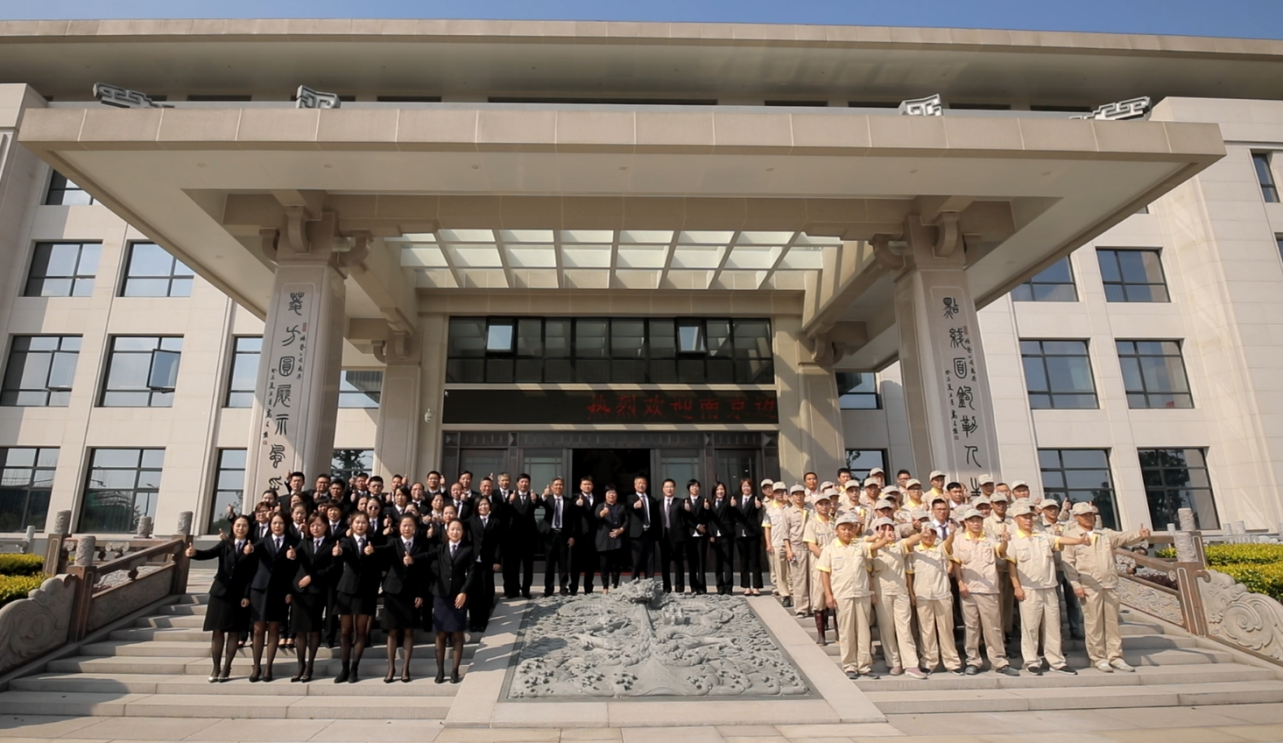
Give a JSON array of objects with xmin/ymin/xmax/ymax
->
[
  {"xmin": 0, "ymin": 526, "xmax": 36, "ymax": 554},
  {"xmin": 0, "ymin": 512, "xmax": 193, "ymax": 677}
]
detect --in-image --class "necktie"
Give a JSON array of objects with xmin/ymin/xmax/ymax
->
[
  {"xmin": 482, "ymin": 517, "xmax": 488, "ymax": 528},
  {"xmin": 664, "ymin": 499, "xmax": 671, "ymax": 528},
  {"xmin": 235, "ymin": 540, "xmax": 244, "ymax": 553},
  {"xmin": 554, "ymin": 498, "xmax": 562, "ymax": 529},
  {"xmin": 274, "ymin": 536, "xmax": 282, "ymax": 551},
  {"xmin": 357, "ymin": 537, "xmax": 365, "ymax": 552},
  {"xmin": 641, "ymin": 496, "xmax": 650, "ymax": 529},
  {"xmin": 314, "ymin": 538, "xmax": 323, "ymax": 551},
  {"xmin": 404, "ymin": 539, "xmax": 412, "ymax": 551},
  {"xmin": 450, "ymin": 543, "xmax": 457, "ymax": 560}
]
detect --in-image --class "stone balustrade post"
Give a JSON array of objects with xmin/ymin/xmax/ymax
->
[
  {"xmin": 43, "ymin": 510, "xmax": 72, "ymax": 577},
  {"xmin": 173, "ymin": 511, "xmax": 194, "ymax": 594}
]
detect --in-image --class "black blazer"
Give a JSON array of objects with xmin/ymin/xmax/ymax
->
[
  {"xmin": 705, "ymin": 497, "xmax": 736, "ymax": 539},
  {"xmin": 468, "ymin": 513, "xmax": 504, "ymax": 566},
  {"xmin": 250, "ymin": 521, "xmax": 273, "ymax": 544},
  {"xmin": 625, "ymin": 492, "xmax": 658, "ymax": 540},
  {"xmin": 335, "ymin": 535, "xmax": 383, "ymax": 596},
  {"xmin": 504, "ymin": 492, "xmax": 540, "ymax": 543},
  {"xmin": 538, "ymin": 495, "xmax": 579, "ymax": 538},
  {"xmin": 595, "ymin": 502, "xmax": 628, "ymax": 552},
  {"xmin": 574, "ymin": 492, "xmax": 600, "ymax": 541},
  {"xmin": 429, "ymin": 541, "xmax": 479, "ymax": 600},
  {"xmin": 294, "ymin": 536, "xmax": 339, "ymax": 595},
  {"xmin": 250, "ymin": 532, "xmax": 299, "ymax": 592},
  {"xmin": 657, "ymin": 495, "xmax": 690, "ymax": 544},
  {"xmin": 449, "ymin": 497, "xmax": 474, "ymax": 523},
  {"xmin": 191, "ymin": 539, "xmax": 255, "ymax": 601},
  {"xmin": 736, "ymin": 493, "xmax": 764, "ymax": 539},
  {"xmin": 379, "ymin": 538, "xmax": 429, "ymax": 598}
]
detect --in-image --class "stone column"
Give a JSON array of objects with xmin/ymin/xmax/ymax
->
[
  {"xmin": 244, "ymin": 250, "xmax": 346, "ymax": 505},
  {"xmin": 774, "ymin": 316, "xmax": 845, "ymax": 485},
  {"xmin": 374, "ymin": 331, "xmax": 422, "ymax": 481},
  {"xmin": 892, "ymin": 217, "xmax": 1001, "ymax": 487}
]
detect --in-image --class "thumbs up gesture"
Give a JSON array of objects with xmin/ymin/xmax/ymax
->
[
  {"xmin": 576, "ymin": 496, "xmax": 584, "ymax": 507},
  {"xmin": 1139, "ymin": 525, "xmax": 1152, "ymax": 538},
  {"xmin": 285, "ymin": 545, "xmax": 296, "ymax": 560},
  {"xmin": 242, "ymin": 542, "xmax": 254, "ymax": 555},
  {"xmin": 633, "ymin": 498, "xmax": 643, "ymax": 510},
  {"xmin": 403, "ymin": 552, "xmax": 414, "ymax": 566},
  {"xmin": 731, "ymin": 497, "xmax": 738, "ymax": 508},
  {"xmin": 363, "ymin": 542, "xmax": 375, "ymax": 556},
  {"xmin": 185, "ymin": 546, "xmax": 196, "ymax": 558},
  {"xmin": 508, "ymin": 492, "xmax": 517, "ymax": 504},
  {"xmin": 754, "ymin": 498, "xmax": 762, "ymax": 508},
  {"xmin": 704, "ymin": 499, "xmax": 711, "ymax": 509},
  {"xmin": 332, "ymin": 543, "xmax": 343, "ymax": 557},
  {"xmin": 683, "ymin": 499, "xmax": 691, "ymax": 512},
  {"xmin": 218, "ymin": 529, "xmax": 228, "ymax": 542}
]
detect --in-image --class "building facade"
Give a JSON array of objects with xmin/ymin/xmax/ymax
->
[{"xmin": 0, "ymin": 20, "xmax": 1276, "ymax": 537}]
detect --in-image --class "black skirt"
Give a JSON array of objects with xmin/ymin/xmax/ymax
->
[
  {"xmin": 249, "ymin": 587, "xmax": 290, "ymax": 623},
  {"xmin": 203, "ymin": 594, "xmax": 250, "ymax": 632},
  {"xmin": 336, "ymin": 586, "xmax": 379, "ymax": 617},
  {"xmin": 381, "ymin": 592, "xmax": 420, "ymax": 630},
  {"xmin": 291, "ymin": 592, "xmax": 326, "ymax": 634},
  {"xmin": 432, "ymin": 595, "xmax": 467, "ymax": 633}
]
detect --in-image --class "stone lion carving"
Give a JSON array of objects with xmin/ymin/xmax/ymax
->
[
  {"xmin": 1200, "ymin": 569, "xmax": 1283, "ymax": 662},
  {"xmin": 509, "ymin": 579, "xmax": 807, "ymax": 698},
  {"xmin": 0, "ymin": 575, "xmax": 75, "ymax": 675}
]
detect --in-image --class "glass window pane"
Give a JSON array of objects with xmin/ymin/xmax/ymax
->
[
  {"xmin": 611, "ymin": 319, "xmax": 645, "ymax": 358},
  {"xmin": 516, "ymin": 319, "xmax": 543, "ymax": 357},
  {"xmin": 575, "ymin": 320, "xmax": 608, "ymax": 358},
  {"xmin": 544, "ymin": 320, "xmax": 571, "ymax": 358},
  {"xmin": 449, "ymin": 318, "xmax": 487, "ymax": 357},
  {"xmin": 78, "ymin": 244, "xmax": 101, "ymax": 275},
  {"xmin": 677, "ymin": 322, "xmax": 705, "ymax": 353},
  {"xmin": 707, "ymin": 320, "xmax": 732, "ymax": 356},
  {"xmin": 1096, "ymin": 251, "xmax": 1121, "ymax": 283},
  {"xmin": 127, "ymin": 243, "xmax": 175, "ymax": 277},
  {"xmin": 649, "ymin": 320, "xmax": 675, "ymax": 358},
  {"xmin": 486, "ymin": 321, "xmax": 514, "ymax": 353},
  {"xmin": 148, "ymin": 350, "xmax": 181, "ymax": 389}
]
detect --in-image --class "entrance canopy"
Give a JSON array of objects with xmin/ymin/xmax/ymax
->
[{"xmin": 18, "ymin": 101, "xmax": 1223, "ymax": 367}]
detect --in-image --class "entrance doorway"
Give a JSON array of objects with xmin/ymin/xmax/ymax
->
[{"xmin": 572, "ymin": 449, "xmax": 650, "ymax": 494}]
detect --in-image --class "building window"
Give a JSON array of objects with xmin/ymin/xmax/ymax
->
[
  {"xmin": 1, "ymin": 336, "xmax": 80, "ymax": 407},
  {"xmin": 44, "ymin": 172, "xmax": 96, "ymax": 206},
  {"xmin": 446, "ymin": 316, "xmax": 773, "ymax": 385},
  {"xmin": 207, "ymin": 449, "xmax": 245, "ymax": 535},
  {"xmin": 1021, "ymin": 339, "xmax": 1097, "ymax": 409},
  {"xmin": 120, "ymin": 243, "xmax": 194, "ymax": 297},
  {"xmin": 844, "ymin": 450, "xmax": 887, "ymax": 481},
  {"xmin": 1116, "ymin": 340, "xmax": 1193, "ymax": 409},
  {"xmin": 1096, "ymin": 248, "xmax": 1169, "ymax": 302},
  {"xmin": 1011, "ymin": 257, "xmax": 1077, "ymax": 302},
  {"xmin": 0, "ymin": 447, "xmax": 58, "ymax": 532},
  {"xmin": 100, "ymin": 336, "xmax": 183, "ymax": 407},
  {"xmin": 80, "ymin": 448, "xmax": 164, "ymax": 533},
  {"xmin": 24, "ymin": 242, "xmax": 101, "ymax": 297},
  {"xmin": 1138, "ymin": 448, "xmax": 1220, "ymax": 530},
  {"xmin": 331, "ymin": 449, "xmax": 373, "ymax": 485},
  {"xmin": 837, "ymin": 372, "xmax": 879, "ymax": 409},
  {"xmin": 1254, "ymin": 152, "xmax": 1280, "ymax": 203},
  {"xmin": 1037, "ymin": 449, "xmax": 1119, "ymax": 530},
  {"xmin": 338, "ymin": 371, "xmax": 382, "ymax": 408},
  {"xmin": 224, "ymin": 337, "xmax": 261, "ymax": 408},
  {"xmin": 1276, "ymin": 234, "xmax": 1283, "ymax": 264}
]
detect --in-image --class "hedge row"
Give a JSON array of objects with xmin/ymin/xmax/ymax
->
[
  {"xmin": 0, "ymin": 553, "xmax": 44, "ymax": 576},
  {"xmin": 1155, "ymin": 543, "xmax": 1283, "ymax": 566},
  {"xmin": 1216, "ymin": 562, "xmax": 1283, "ymax": 603},
  {"xmin": 0, "ymin": 574, "xmax": 43, "ymax": 610}
]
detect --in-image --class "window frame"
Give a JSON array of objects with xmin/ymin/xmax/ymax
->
[
  {"xmin": 0, "ymin": 447, "xmax": 59, "ymax": 532},
  {"xmin": 43, "ymin": 172, "xmax": 96, "ymax": 206},
  {"xmin": 206, "ymin": 449, "xmax": 246, "ymax": 535},
  {"xmin": 1, "ymin": 335, "xmax": 81, "ymax": 407},
  {"xmin": 1036, "ymin": 448, "xmax": 1120, "ymax": 530},
  {"xmin": 338, "ymin": 370, "xmax": 383, "ymax": 409},
  {"xmin": 1010, "ymin": 257, "xmax": 1078, "ymax": 302},
  {"xmin": 1020, "ymin": 338, "xmax": 1098, "ymax": 409},
  {"xmin": 844, "ymin": 449, "xmax": 888, "ymax": 481},
  {"xmin": 24, "ymin": 241, "xmax": 102, "ymax": 298},
  {"xmin": 79, "ymin": 447, "xmax": 164, "ymax": 533},
  {"xmin": 836, "ymin": 372, "xmax": 880, "ymax": 410},
  {"xmin": 99, "ymin": 336, "xmax": 184, "ymax": 407},
  {"xmin": 1138, "ymin": 447, "xmax": 1221, "ymax": 530},
  {"xmin": 331, "ymin": 449, "xmax": 373, "ymax": 485},
  {"xmin": 1253, "ymin": 152, "xmax": 1280, "ymax": 203},
  {"xmin": 1096, "ymin": 248, "xmax": 1171, "ymax": 303},
  {"xmin": 119, "ymin": 242, "xmax": 195, "ymax": 298},
  {"xmin": 1116, "ymin": 339, "xmax": 1194, "ymax": 409},
  {"xmin": 223, "ymin": 336, "xmax": 261, "ymax": 408}
]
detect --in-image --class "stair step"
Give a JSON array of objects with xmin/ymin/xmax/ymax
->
[
  {"xmin": 0, "ymin": 691, "xmax": 154, "ymax": 717},
  {"xmin": 11, "ymin": 672, "xmax": 460, "ymax": 697},
  {"xmin": 159, "ymin": 604, "xmax": 207, "ymax": 616},
  {"xmin": 87, "ymin": 638, "xmax": 476, "ymax": 664},
  {"xmin": 861, "ymin": 679, "xmax": 1283, "ymax": 714},
  {"xmin": 47, "ymin": 656, "xmax": 201, "ymax": 675},
  {"xmin": 856, "ymin": 661, "xmax": 1276, "ymax": 691},
  {"xmin": 112, "ymin": 626, "xmax": 479, "ymax": 644}
]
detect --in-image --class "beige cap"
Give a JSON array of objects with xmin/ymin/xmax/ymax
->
[
  {"xmin": 869, "ymin": 467, "xmax": 885, "ymax": 476},
  {"xmin": 929, "ymin": 470, "xmax": 946, "ymax": 480},
  {"xmin": 990, "ymin": 492, "xmax": 1010, "ymax": 503},
  {"xmin": 1011, "ymin": 480, "xmax": 1029, "ymax": 490},
  {"xmin": 836, "ymin": 512, "xmax": 861, "ymax": 526},
  {"xmin": 881, "ymin": 485, "xmax": 901, "ymax": 495},
  {"xmin": 906, "ymin": 478, "xmax": 922, "ymax": 488},
  {"xmin": 863, "ymin": 478, "xmax": 880, "ymax": 487},
  {"xmin": 959, "ymin": 507, "xmax": 983, "ymax": 521},
  {"xmin": 1039, "ymin": 498, "xmax": 1060, "ymax": 510},
  {"xmin": 1010, "ymin": 502, "xmax": 1035, "ymax": 517},
  {"xmin": 789, "ymin": 484, "xmax": 806, "ymax": 494},
  {"xmin": 820, "ymin": 481, "xmax": 834, "ymax": 490},
  {"xmin": 977, "ymin": 473, "xmax": 995, "ymax": 485},
  {"xmin": 909, "ymin": 508, "xmax": 929, "ymax": 521},
  {"xmin": 772, "ymin": 481, "xmax": 786, "ymax": 491},
  {"xmin": 1071, "ymin": 501, "xmax": 1097, "ymax": 516},
  {"xmin": 871, "ymin": 517, "xmax": 896, "ymax": 529},
  {"xmin": 972, "ymin": 497, "xmax": 991, "ymax": 507},
  {"xmin": 845, "ymin": 480, "xmax": 861, "ymax": 490},
  {"xmin": 760, "ymin": 478, "xmax": 775, "ymax": 488},
  {"xmin": 874, "ymin": 499, "xmax": 895, "ymax": 511},
  {"xmin": 814, "ymin": 490, "xmax": 834, "ymax": 502}
]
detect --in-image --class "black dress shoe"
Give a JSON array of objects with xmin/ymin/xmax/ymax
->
[
  {"xmin": 435, "ymin": 670, "xmax": 446, "ymax": 684},
  {"xmin": 521, "ymin": 590, "xmax": 532, "ymax": 599},
  {"xmin": 249, "ymin": 670, "xmax": 261, "ymax": 683},
  {"xmin": 451, "ymin": 671, "xmax": 461, "ymax": 684},
  {"xmin": 348, "ymin": 668, "xmax": 360, "ymax": 683},
  {"xmin": 384, "ymin": 670, "xmax": 396, "ymax": 683},
  {"xmin": 334, "ymin": 669, "xmax": 349, "ymax": 684},
  {"xmin": 262, "ymin": 670, "xmax": 273, "ymax": 683},
  {"xmin": 401, "ymin": 673, "xmax": 412, "ymax": 683},
  {"xmin": 964, "ymin": 665, "xmax": 980, "ymax": 676}
]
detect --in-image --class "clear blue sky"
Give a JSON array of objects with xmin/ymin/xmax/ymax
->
[{"xmin": 10, "ymin": 0, "xmax": 1283, "ymax": 39}]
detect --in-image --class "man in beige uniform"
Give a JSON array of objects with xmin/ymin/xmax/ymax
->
[
  {"xmin": 763, "ymin": 482, "xmax": 791, "ymax": 605},
  {"xmin": 908, "ymin": 522, "xmax": 962, "ymax": 675},
  {"xmin": 804, "ymin": 491, "xmax": 838, "ymax": 644},
  {"xmin": 984, "ymin": 493, "xmax": 1016, "ymax": 639},
  {"xmin": 1060, "ymin": 502, "xmax": 1151, "ymax": 673},
  {"xmin": 1006, "ymin": 502, "xmax": 1087, "ymax": 675},
  {"xmin": 819, "ymin": 513, "xmax": 894, "ymax": 680},
  {"xmin": 870, "ymin": 516, "xmax": 926, "ymax": 678},
  {"xmin": 952, "ymin": 507, "xmax": 1019, "ymax": 676},
  {"xmin": 782, "ymin": 484, "xmax": 812, "ymax": 616}
]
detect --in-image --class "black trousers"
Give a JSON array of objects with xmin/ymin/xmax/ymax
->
[
  {"xmin": 600, "ymin": 548, "xmax": 624, "ymax": 588},
  {"xmin": 543, "ymin": 530, "xmax": 572, "ymax": 593},
  {"xmin": 323, "ymin": 583, "xmax": 340, "ymax": 642},
  {"xmin": 571, "ymin": 541, "xmax": 598, "ymax": 593},
  {"xmin": 659, "ymin": 540, "xmax": 686, "ymax": 593},
  {"xmin": 710, "ymin": 536, "xmax": 735, "ymax": 594},
  {"xmin": 737, "ymin": 536, "xmax": 764, "ymax": 589},
  {"xmin": 685, "ymin": 537, "xmax": 708, "ymax": 594},
  {"xmin": 630, "ymin": 533, "xmax": 655, "ymax": 579},
  {"xmin": 470, "ymin": 566, "xmax": 496, "ymax": 630},
  {"xmin": 502, "ymin": 541, "xmax": 535, "ymax": 597}
]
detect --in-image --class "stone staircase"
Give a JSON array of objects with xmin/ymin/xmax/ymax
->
[
  {"xmin": 790, "ymin": 605, "xmax": 1283, "ymax": 713},
  {"xmin": 0, "ymin": 584, "xmax": 479, "ymax": 719}
]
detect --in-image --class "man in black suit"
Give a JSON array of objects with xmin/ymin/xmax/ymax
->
[
  {"xmin": 501, "ymin": 473, "xmax": 538, "ymax": 598},
  {"xmin": 468, "ymin": 496, "xmax": 503, "ymax": 631},
  {"xmin": 539, "ymin": 477, "xmax": 577, "ymax": 596},
  {"xmin": 657, "ymin": 478, "xmax": 688, "ymax": 593},
  {"xmin": 570, "ymin": 476, "xmax": 599, "ymax": 595},
  {"xmin": 448, "ymin": 481, "xmax": 474, "ymax": 523},
  {"xmin": 626, "ymin": 476, "xmax": 658, "ymax": 580},
  {"xmin": 458, "ymin": 471, "xmax": 482, "ymax": 502}
]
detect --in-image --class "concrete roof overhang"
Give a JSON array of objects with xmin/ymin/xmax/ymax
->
[{"xmin": 17, "ymin": 103, "xmax": 1224, "ymax": 368}]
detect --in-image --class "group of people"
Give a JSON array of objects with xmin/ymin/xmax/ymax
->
[{"xmin": 192, "ymin": 464, "xmax": 1150, "ymax": 687}]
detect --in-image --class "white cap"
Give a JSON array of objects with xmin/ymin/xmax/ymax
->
[
  {"xmin": 929, "ymin": 470, "xmax": 946, "ymax": 480},
  {"xmin": 874, "ymin": 499, "xmax": 895, "ymax": 511},
  {"xmin": 772, "ymin": 481, "xmax": 786, "ymax": 491},
  {"xmin": 1071, "ymin": 501, "xmax": 1097, "ymax": 516},
  {"xmin": 790, "ymin": 484, "xmax": 806, "ymax": 494},
  {"xmin": 905, "ymin": 478, "xmax": 922, "ymax": 488},
  {"xmin": 760, "ymin": 478, "xmax": 775, "ymax": 488},
  {"xmin": 845, "ymin": 480, "xmax": 861, "ymax": 490},
  {"xmin": 820, "ymin": 481, "xmax": 834, "ymax": 491},
  {"xmin": 977, "ymin": 473, "xmax": 995, "ymax": 485},
  {"xmin": 863, "ymin": 477, "xmax": 880, "ymax": 487},
  {"xmin": 1010, "ymin": 502, "xmax": 1035, "ymax": 517},
  {"xmin": 1039, "ymin": 498, "xmax": 1060, "ymax": 510},
  {"xmin": 869, "ymin": 467, "xmax": 885, "ymax": 476},
  {"xmin": 871, "ymin": 517, "xmax": 896, "ymax": 529},
  {"xmin": 1011, "ymin": 480, "xmax": 1029, "ymax": 490}
]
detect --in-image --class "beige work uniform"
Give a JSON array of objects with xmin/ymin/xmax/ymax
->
[
  {"xmin": 985, "ymin": 513, "xmax": 1016, "ymax": 634},
  {"xmin": 1008, "ymin": 529, "xmax": 1066, "ymax": 669},
  {"xmin": 782, "ymin": 506, "xmax": 811, "ymax": 611},
  {"xmin": 817, "ymin": 538, "xmax": 877, "ymax": 674},
  {"xmin": 1061, "ymin": 526, "xmax": 1144, "ymax": 665},
  {"xmin": 872, "ymin": 540, "xmax": 919, "ymax": 670},
  {"xmin": 803, "ymin": 515, "xmax": 836, "ymax": 613},
  {"xmin": 952, "ymin": 531, "xmax": 1010, "ymax": 670},
  {"xmin": 909, "ymin": 542, "xmax": 961, "ymax": 672},
  {"xmin": 764, "ymin": 501, "xmax": 791, "ymax": 598}
]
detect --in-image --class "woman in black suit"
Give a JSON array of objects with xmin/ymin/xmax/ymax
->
[
  {"xmin": 467, "ymin": 497, "xmax": 503, "ymax": 632},
  {"xmin": 332, "ymin": 511, "xmax": 381, "ymax": 683},
  {"xmin": 378, "ymin": 514, "xmax": 427, "ymax": 683},
  {"xmin": 291, "ymin": 514, "xmax": 337, "ymax": 682},
  {"xmin": 429, "ymin": 519, "xmax": 477, "ymax": 683},
  {"xmin": 248, "ymin": 512, "xmax": 298, "ymax": 682},
  {"xmin": 735, "ymin": 477, "xmax": 765, "ymax": 595},
  {"xmin": 185, "ymin": 514, "xmax": 256, "ymax": 682},
  {"xmin": 595, "ymin": 487, "xmax": 628, "ymax": 592}
]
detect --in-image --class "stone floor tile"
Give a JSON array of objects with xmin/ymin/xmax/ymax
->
[
  {"xmin": 1199, "ymin": 705, "xmax": 1283, "ymax": 725},
  {"xmin": 76, "ymin": 717, "xmax": 217, "ymax": 740},
  {"xmin": 181, "ymin": 719, "xmax": 331, "ymax": 741},
  {"xmin": 723, "ymin": 737, "xmax": 789, "ymax": 743},
  {"xmin": 1211, "ymin": 726, "xmax": 1283, "ymax": 743},
  {"xmin": 884, "ymin": 714, "xmax": 998, "ymax": 736},
  {"xmin": 1093, "ymin": 707, "xmax": 1254, "ymax": 730},
  {"xmin": 871, "ymin": 737, "xmax": 983, "ymax": 743},
  {"xmin": 0, "ymin": 716, "xmax": 102, "ymax": 738},
  {"xmin": 0, "ymin": 739, "xmax": 109, "ymax": 743},
  {"xmin": 776, "ymin": 724, "xmax": 900, "ymax": 738},
  {"xmin": 309, "ymin": 720, "xmax": 444, "ymax": 742},
  {"xmin": 976, "ymin": 734, "xmax": 1118, "ymax": 743},
  {"xmin": 716, "ymin": 727, "xmax": 782, "ymax": 738},
  {"xmin": 1097, "ymin": 727, "xmax": 1252, "ymax": 743},
  {"xmin": 560, "ymin": 730, "xmax": 623, "ymax": 741},
  {"xmin": 621, "ymin": 726, "xmax": 724, "ymax": 743},
  {"xmin": 438, "ymin": 729, "xmax": 561, "ymax": 742}
]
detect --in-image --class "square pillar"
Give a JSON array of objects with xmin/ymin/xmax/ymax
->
[
  {"xmin": 892, "ymin": 217, "xmax": 1001, "ymax": 487},
  {"xmin": 244, "ymin": 258, "xmax": 345, "ymax": 501},
  {"xmin": 374, "ymin": 339, "xmax": 421, "ymax": 480},
  {"xmin": 774, "ymin": 315, "xmax": 846, "ymax": 484}
]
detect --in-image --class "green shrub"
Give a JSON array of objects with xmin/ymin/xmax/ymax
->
[
  {"xmin": 1215, "ymin": 563, "xmax": 1283, "ymax": 603},
  {"xmin": 0, "ymin": 574, "xmax": 43, "ymax": 609},
  {"xmin": 0, "ymin": 553, "xmax": 43, "ymax": 576},
  {"xmin": 1155, "ymin": 543, "xmax": 1283, "ymax": 566}
]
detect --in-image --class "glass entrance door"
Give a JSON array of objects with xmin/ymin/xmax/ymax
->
[
  {"xmin": 716, "ymin": 449, "xmax": 759, "ymax": 490},
  {"xmin": 520, "ymin": 449, "xmax": 565, "ymax": 493}
]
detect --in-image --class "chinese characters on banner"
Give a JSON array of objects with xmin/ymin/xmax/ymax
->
[
  {"xmin": 440, "ymin": 389, "xmax": 779, "ymax": 425},
  {"xmin": 260, "ymin": 290, "xmax": 308, "ymax": 492},
  {"xmin": 930, "ymin": 286, "xmax": 990, "ymax": 492},
  {"xmin": 585, "ymin": 392, "xmax": 777, "ymax": 423}
]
